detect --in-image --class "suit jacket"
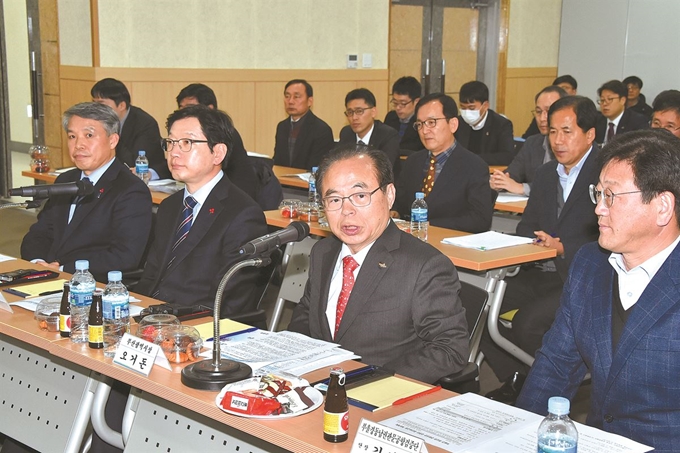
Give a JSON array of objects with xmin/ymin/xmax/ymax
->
[
  {"xmin": 225, "ymin": 127, "xmax": 259, "ymax": 201},
  {"xmin": 20, "ymin": 158, "xmax": 153, "ymax": 282},
  {"xmin": 395, "ymin": 144, "xmax": 494, "ymax": 233},
  {"xmin": 135, "ymin": 174, "xmax": 268, "ymax": 317},
  {"xmin": 383, "ymin": 110, "xmax": 424, "ymax": 154},
  {"xmin": 288, "ymin": 222, "xmax": 469, "ymax": 383},
  {"xmin": 595, "ymin": 109, "xmax": 649, "ymax": 144},
  {"xmin": 454, "ymin": 109, "xmax": 515, "ymax": 165},
  {"xmin": 505, "ymin": 134, "xmax": 554, "ymax": 196},
  {"xmin": 338, "ymin": 120, "xmax": 401, "ymax": 168},
  {"xmin": 273, "ymin": 111, "xmax": 334, "ymax": 170},
  {"xmin": 118, "ymin": 105, "xmax": 170, "ymax": 179},
  {"xmin": 516, "ymin": 145, "xmax": 601, "ymax": 280},
  {"xmin": 517, "ymin": 241, "xmax": 680, "ymax": 453}
]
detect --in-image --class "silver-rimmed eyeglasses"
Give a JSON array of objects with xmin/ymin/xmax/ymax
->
[
  {"xmin": 161, "ymin": 138, "xmax": 209, "ymax": 153},
  {"xmin": 322, "ymin": 186, "xmax": 385, "ymax": 211},
  {"xmin": 589, "ymin": 184, "xmax": 642, "ymax": 208}
]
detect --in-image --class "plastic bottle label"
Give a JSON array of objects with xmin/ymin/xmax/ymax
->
[
  {"xmin": 89, "ymin": 325, "xmax": 104, "ymax": 343},
  {"xmin": 538, "ymin": 434, "xmax": 577, "ymax": 453},
  {"xmin": 59, "ymin": 314, "xmax": 71, "ymax": 332},
  {"xmin": 323, "ymin": 410, "xmax": 349, "ymax": 436},
  {"xmin": 411, "ymin": 208, "xmax": 428, "ymax": 222},
  {"xmin": 103, "ymin": 297, "xmax": 129, "ymax": 320},
  {"xmin": 136, "ymin": 163, "xmax": 149, "ymax": 173},
  {"xmin": 71, "ymin": 291, "xmax": 92, "ymax": 307}
]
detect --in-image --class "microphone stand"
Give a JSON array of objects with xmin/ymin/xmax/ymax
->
[{"xmin": 181, "ymin": 256, "xmax": 272, "ymax": 391}]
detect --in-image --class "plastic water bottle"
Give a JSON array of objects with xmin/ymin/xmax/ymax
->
[
  {"xmin": 135, "ymin": 150, "xmax": 150, "ymax": 185},
  {"xmin": 102, "ymin": 270, "xmax": 130, "ymax": 357},
  {"xmin": 308, "ymin": 166, "xmax": 319, "ymax": 203},
  {"xmin": 410, "ymin": 192, "xmax": 428, "ymax": 242},
  {"xmin": 537, "ymin": 396, "xmax": 578, "ymax": 453},
  {"xmin": 69, "ymin": 260, "xmax": 96, "ymax": 343}
]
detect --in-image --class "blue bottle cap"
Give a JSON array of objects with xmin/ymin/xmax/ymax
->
[
  {"xmin": 75, "ymin": 260, "xmax": 89, "ymax": 270},
  {"xmin": 415, "ymin": 192, "xmax": 425, "ymax": 199},
  {"xmin": 548, "ymin": 396, "xmax": 570, "ymax": 416},
  {"xmin": 138, "ymin": 150, "xmax": 146, "ymax": 156},
  {"xmin": 108, "ymin": 271, "xmax": 122, "ymax": 282}
]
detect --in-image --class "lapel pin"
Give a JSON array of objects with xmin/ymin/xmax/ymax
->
[
  {"xmin": 97, "ymin": 188, "xmax": 104, "ymax": 198},
  {"xmin": 378, "ymin": 262, "xmax": 387, "ymax": 268},
  {"xmin": 209, "ymin": 208, "xmax": 215, "ymax": 214}
]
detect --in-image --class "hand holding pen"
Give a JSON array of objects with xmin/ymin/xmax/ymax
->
[{"xmin": 533, "ymin": 230, "xmax": 564, "ymax": 256}]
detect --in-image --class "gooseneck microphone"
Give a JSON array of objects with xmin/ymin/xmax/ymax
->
[
  {"xmin": 239, "ymin": 221, "xmax": 310, "ymax": 255},
  {"xmin": 9, "ymin": 179, "xmax": 94, "ymax": 199}
]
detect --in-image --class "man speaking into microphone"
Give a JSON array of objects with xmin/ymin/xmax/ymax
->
[
  {"xmin": 135, "ymin": 105, "xmax": 268, "ymax": 317},
  {"xmin": 20, "ymin": 102, "xmax": 152, "ymax": 282}
]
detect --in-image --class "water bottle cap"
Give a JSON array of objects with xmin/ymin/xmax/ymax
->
[
  {"xmin": 75, "ymin": 260, "xmax": 89, "ymax": 270},
  {"xmin": 311, "ymin": 166, "xmax": 318, "ymax": 172},
  {"xmin": 548, "ymin": 396, "xmax": 570, "ymax": 415},
  {"xmin": 138, "ymin": 150, "xmax": 146, "ymax": 156},
  {"xmin": 415, "ymin": 192, "xmax": 425, "ymax": 199},
  {"xmin": 108, "ymin": 270, "xmax": 122, "ymax": 281}
]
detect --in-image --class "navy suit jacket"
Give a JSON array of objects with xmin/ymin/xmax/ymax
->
[
  {"xmin": 338, "ymin": 120, "xmax": 401, "ymax": 168},
  {"xmin": 273, "ymin": 111, "xmax": 334, "ymax": 170},
  {"xmin": 383, "ymin": 110, "xmax": 424, "ymax": 154},
  {"xmin": 595, "ymin": 109, "xmax": 649, "ymax": 144},
  {"xmin": 118, "ymin": 105, "xmax": 170, "ymax": 179},
  {"xmin": 516, "ymin": 145, "xmax": 601, "ymax": 280},
  {"xmin": 288, "ymin": 221, "xmax": 469, "ymax": 383},
  {"xmin": 20, "ymin": 158, "xmax": 153, "ymax": 282},
  {"xmin": 135, "ymin": 175, "xmax": 268, "ymax": 317},
  {"xmin": 454, "ymin": 109, "xmax": 515, "ymax": 165},
  {"xmin": 517, "ymin": 241, "xmax": 680, "ymax": 453},
  {"xmin": 395, "ymin": 143, "xmax": 494, "ymax": 233}
]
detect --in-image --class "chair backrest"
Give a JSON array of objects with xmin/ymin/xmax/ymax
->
[
  {"xmin": 277, "ymin": 236, "xmax": 315, "ymax": 302},
  {"xmin": 249, "ymin": 156, "xmax": 284, "ymax": 211}
]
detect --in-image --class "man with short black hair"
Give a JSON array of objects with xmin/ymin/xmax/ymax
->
[
  {"xmin": 338, "ymin": 88, "xmax": 400, "ymax": 168},
  {"xmin": 384, "ymin": 76, "xmax": 424, "ymax": 153},
  {"xmin": 595, "ymin": 80, "xmax": 648, "ymax": 145},
  {"xmin": 455, "ymin": 80, "xmax": 515, "ymax": 165},
  {"xmin": 91, "ymin": 78, "xmax": 168, "ymax": 179},
  {"xmin": 552, "ymin": 75, "xmax": 578, "ymax": 95},
  {"xmin": 651, "ymin": 89, "xmax": 680, "ymax": 139},
  {"xmin": 623, "ymin": 75, "xmax": 652, "ymax": 119},
  {"xmin": 272, "ymin": 79, "xmax": 334, "ymax": 170}
]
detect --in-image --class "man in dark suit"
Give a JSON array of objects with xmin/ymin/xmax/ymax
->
[
  {"xmin": 175, "ymin": 83, "xmax": 258, "ymax": 201},
  {"xmin": 623, "ymin": 75, "xmax": 652, "ymax": 119},
  {"xmin": 483, "ymin": 96, "xmax": 601, "ymax": 404},
  {"xmin": 383, "ymin": 76, "xmax": 424, "ymax": 154},
  {"xmin": 272, "ymin": 79, "xmax": 334, "ymax": 170},
  {"xmin": 288, "ymin": 145, "xmax": 469, "ymax": 383},
  {"xmin": 651, "ymin": 89, "xmax": 680, "ymax": 139},
  {"xmin": 454, "ymin": 81, "xmax": 515, "ymax": 165},
  {"xmin": 518, "ymin": 129, "xmax": 680, "ymax": 453},
  {"xmin": 21, "ymin": 102, "xmax": 152, "ymax": 282},
  {"xmin": 135, "ymin": 105, "xmax": 268, "ymax": 317},
  {"xmin": 91, "ymin": 78, "xmax": 169, "ymax": 179},
  {"xmin": 338, "ymin": 88, "xmax": 400, "ymax": 168},
  {"xmin": 491, "ymin": 85, "xmax": 566, "ymax": 196},
  {"xmin": 522, "ymin": 75, "xmax": 579, "ymax": 138},
  {"xmin": 392, "ymin": 93, "xmax": 494, "ymax": 233},
  {"xmin": 595, "ymin": 80, "xmax": 648, "ymax": 145}
]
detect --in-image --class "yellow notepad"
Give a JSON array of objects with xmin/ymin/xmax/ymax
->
[
  {"xmin": 193, "ymin": 318, "xmax": 253, "ymax": 340},
  {"xmin": 10, "ymin": 279, "xmax": 68, "ymax": 298},
  {"xmin": 347, "ymin": 376, "xmax": 433, "ymax": 412}
]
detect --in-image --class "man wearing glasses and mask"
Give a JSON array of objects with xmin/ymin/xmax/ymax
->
[
  {"xmin": 338, "ymin": 88, "xmax": 401, "ymax": 168},
  {"xmin": 518, "ymin": 129, "xmax": 680, "ymax": 453},
  {"xmin": 391, "ymin": 93, "xmax": 494, "ymax": 233},
  {"xmin": 135, "ymin": 105, "xmax": 267, "ymax": 317},
  {"xmin": 383, "ymin": 76, "xmax": 425, "ymax": 154},
  {"xmin": 288, "ymin": 145, "xmax": 469, "ymax": 384}
]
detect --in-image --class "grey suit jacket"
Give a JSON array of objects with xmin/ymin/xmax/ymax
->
[
  {"xmin": 288, "ymin": 221, "xmax": 469, "ymax": 383},
  {"xmin": 505, "ymin": 134, "xmax": 554, "ymax": 196}
]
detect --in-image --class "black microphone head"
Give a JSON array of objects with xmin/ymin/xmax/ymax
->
[
  {"xmin": 76, "ymin": 178, "xmax": 95, "ymax": 196},
  {"xmin": 289, "ymin": 221, "xmax": 310, "ymax": 241}
]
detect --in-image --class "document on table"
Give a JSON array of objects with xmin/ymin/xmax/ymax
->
[
  {"xmin": 381, "ymin": 393, "xmax": 652, "ymax": 453},
  {"xmin": 496, "ymin": 193, "xmax": 529, "ymax": 203},
  {"xmin": 281, "ymin": 172, "xmax": 312, "ymax": 182},
  {"xmin": 441, "ymin": 231, "xmax": 534, "ymax": 251},
  {"xmin": 0, "ymin": 254, "xmax": 16, "ymax": 262}
]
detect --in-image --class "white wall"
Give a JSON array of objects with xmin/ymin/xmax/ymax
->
[{"xmin": 507, "ymin": 0, "xmax": 562, "ymax": 68}]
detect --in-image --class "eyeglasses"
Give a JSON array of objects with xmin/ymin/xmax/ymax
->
[
  {"xmin": 161, "ymin": 138, "xmax": 209, "ymax": 153},
  {"xmin": 531, "ymin": 108, "xmax": 548, "ymax": 117},
  {"xmin": 651, "ymin": 121, "xmax": 680, "ymax": 133},
  {"xmin": 589, "ymin": 184, "xmax": 642, "ymax": 208},
  {"xmin": 390, "ymin": 99, "xmax": 414, "ymax": 108},
  {"xmin": 413, "ymin": 117, "xmax": 449, "ymax": 131},
  {"xmin": 597, "ymin": 97, "xmax": 622, "ymax": 105},
  {"xmin": 344, "ymin": 107, "xmax": 372, "ymax": 118},
  {"xmin": 322, "ymin": 186, "xmax": 384, "ymax": 211}
]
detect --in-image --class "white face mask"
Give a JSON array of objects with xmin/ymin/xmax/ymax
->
[{"xmin": 460, "ymin": 109, "xmax": 481, "ymax": 126}]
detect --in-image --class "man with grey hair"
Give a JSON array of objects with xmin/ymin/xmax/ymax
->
[{"xmin": 21, "ymin": 102, "xmax": 152, "ymax": 282}]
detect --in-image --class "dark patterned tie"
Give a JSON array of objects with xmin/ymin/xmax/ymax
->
[
  {"xmin": 422, "ymin": 156, "xmax": 436, "ymax": 195},
  {"xmin": 358, "ymin": 140, "xmax": 367, "ymax": 146},
  {"xmin": 166, "ymin": 196, "xmax": 197, "ymax": 269},
  {"xmin": 334, "ymin": 256, "xmax": 359, "ymax": 339},
  {"xmin": 69, "ymin": 177, "xmax": 91, "ymax": 224},
  {"xmin": 398, "ymin": 122, "xmax": 408, "ymax": 138},
  {"xmin": 606, "ymin": 122, "xmax": 615, "ymax": 144}
]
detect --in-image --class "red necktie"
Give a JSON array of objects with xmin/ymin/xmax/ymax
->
[
  {"xmin": 606, "ymin": 122, "xmax": 615, "ymax": 143},
  {"xmin": 334, "ymin": 256, "xmax": 359, "ymax": 338},
  {"xmin": 422, "ymin": 156, "xmax": 436, "ymax": 195}
]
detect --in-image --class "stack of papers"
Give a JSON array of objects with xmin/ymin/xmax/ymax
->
[
  {"xmin": 496, "ymin": 193, "xmax": 529, "ymax": 203},
  {"xmin": 347, "ymin": 376, "xmax": 433, "ymax": 412},
  {"xmin": 442, "ymin": 231, "xmax": 534, "ymax": 251},
  {"xmin": 281, "ymin": 172, "xmax": 312, "ymax": 182}
]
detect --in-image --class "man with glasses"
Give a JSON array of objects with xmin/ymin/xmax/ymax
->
[
  {"xmin": 135, "ymin": 105, "xmax": 267, "ymax": 317},
  {"xmin": 288, "ymin": 145, "xmax": 469, "ymax": 383},
  {"xmin": 651, "ymin": 89, "xmax": 680, "ymax": 139},
  {"xmin": 272, "ymin": 79, "xmax": 334, "ymax": 170},
  {"xmin": 383, "ymin": 76, "xmax": 425, "ymax": 154},
  {"xmin": 483, "ymin": 96, "xmax": 601, "ymax": 404},
  {"xmin": 338, "ymin": 88, "xmax": 400, "ymax": 168},
  {"xmin": 392, "ymin": 92, "xmax": 493, "ymax": 233},
  {"xmin": 491, "ymin": 85, "xmax": 567, "ymax": 196},
  {"xmin": 518, "ymin": 129, "xmax": 680, "ymax": 452},
  {"xmin": 595, "ymin": 80, "xmax": 648, "ymax": 146}
]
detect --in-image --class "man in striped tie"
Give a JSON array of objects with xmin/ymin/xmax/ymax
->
[{"xmin": 135, "ymin": 105, "xmax": 268, "ymax": 317}]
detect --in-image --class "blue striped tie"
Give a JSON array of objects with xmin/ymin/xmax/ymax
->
[{"xmin": 166, "ymin": 196, "xmax": 197, "ymax": 271}]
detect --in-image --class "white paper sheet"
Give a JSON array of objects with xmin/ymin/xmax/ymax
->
[
  {"xmin": 441, "ymin": 231, "xmax": 534, "ymax": 251},
  {"xmin": 281, "ymin": 172, "xmax": 312, "ymax": 182},
  {"xmin": 496, "ymin": 193, "xmax": 529, "ymax": 203},
  {"xmin": 0, "ymin": 254, "xmax": 16, "ymax": 262}
]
